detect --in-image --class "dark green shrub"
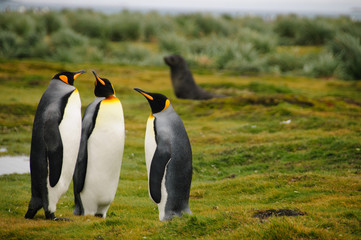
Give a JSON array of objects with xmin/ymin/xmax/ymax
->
[
  {"xmin": 158, "ymin": 33, "xmax": 189, "ymax": 55},
  {"xmin": 142, "ymin": 12, "xmax": 173, "ymax": 42},
  {"xmin": 173, "ymin": 14, "xmax": 200, "ymax": 38},
  {"xmin": 67, "ymin": 10, "xmax": 108, "ymax": 38},
  {"xmin": 329, "ymin": 33, "xmax": 361, "ymax": 80},
  {"xmin": 273, "ymin": 15, "xmax": 301, "ymax": 45},
  {"xmin": 108, "ymin": 12, "xmax": 142, "ymax": 41},
  {"xmin": 237, "ymin": 28, "xmax": 277, "ymax": 54},
  {"xmin": 188, "ymin": 38, "xmax": 207, "ymax": 55},
  {"xmin": 215, "ymin": 46, "xmax": 237, "ymax": 69},
  {"xmin": 303, "ymin": 52, "xmax": 338, "ymax": 78},
  {"xmin": 48, "ymin": 28, "xmax": 89, "ymax": 62},
  {"xmin": 50, "ymin": 46, "xmax": 83, "ymax": 62},
  {"xmin": 219, "ymin": 42, "xmax": 268, "ymax": 73},
  {"xmin": 193, "ymin": 14, "xmax": 232, "ymax": 37},
  {"xmin": 225, "ymin": 56, "xmax": 267, "ymax": 74},
  {"xmin": 50, "ymin": 28, "xmax": 88, "ymax": 48},
  {"xmin": 41, "ymin": 12, "xmax": 67, "ymax": 34},
  {"xmin": 328, "ymin": 16, "xmax": 361, "ymax": 38},
  {"xmin": 142, "ymin": 16, "xmax": 160, "ymax": 42},
  {"xmin": 213, "ymin": 41, "xmax": 262, "ymax": 71},
  {"xmin": 0, "ymin": 31, "xmax": 19, "ymax": 58},
  {"xmin": 0, "ymin": 12, "xmax": 36, "ymax": 37},
  {"xmin": 239, "ymin": 16, "xmax": 271, "ymax": 33},
  {"xmin": 339, "ymin": 21, "xmax": 361, "ymax": 38},
  {"xmin": 84, "ymin": 46, "xmax": 104, "ymax": 63},
  {"xmin": 295, "ymin": 19, "xmax": 335, "ymax": 45},
  {"xmin": 109, "ymin": 44, "xmax": 150, "ymax": 64},
  {"xmin": 17, "ymin": 31, "xmax": 46, "ymax": 58},
  {"xmin": 274, "ymin": 16, "xmax": 336, "ymax": 46},
  {"xmin": 174, "ymin": 13, "xmax": 232, "ymax": 37},
  {"xmin": 267, "ymin": 52, "xmax": 304, "ymax": 73}
]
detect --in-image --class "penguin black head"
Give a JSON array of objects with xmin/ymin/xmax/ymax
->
[
  {"xmin": 134, "ymin": 88, "xmax": 170, "ymax": 114},
  {"xmin": 53, "ymin": 70, "xmax": 86, "ymax": 86},
  {"xmin": 92, "ymin": 70, "xmax": 115, "ymax": 97}
]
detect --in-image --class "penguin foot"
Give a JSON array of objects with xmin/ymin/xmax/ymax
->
[
  {"xmin": 73, "ymin": 206, "xmax": 83, "ymax": 216},
  {"xmin": 25, "ymin": 198, "xmax": 42, "ymax": 219},
  {"xmin": 24, "ymin": 209, "xmax": 37, "ymax": 219},
  {"xmin": 95, "ymin": 213, "xmax": 104, "ymax": 218},
  {"xmin": 160, "ymin": 209, "xmax": 192, "ymax": 221}
]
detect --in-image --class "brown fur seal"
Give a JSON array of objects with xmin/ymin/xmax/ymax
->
[{"xmin": 164, "ymin": 55, "xmax": 221, "ymax": 100}]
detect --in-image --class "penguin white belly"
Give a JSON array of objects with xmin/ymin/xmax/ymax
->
[
  {"xmin": 80, "ymin": 99, "xmax": 125, "ymax": 216},
  {"xmin": 158, "ymin": 161, "xmax": 170, "ymax": 221},
  {"xmin": 47, "ymin": 89, "xmax": 82, "ymax": 213},
  {"xmin": 144, "ymin": 114, "xmax": 169, "ymax": 219},
  {"xmin": 145, "ymin": 115, "xmax": 157, "ymax": 178}
]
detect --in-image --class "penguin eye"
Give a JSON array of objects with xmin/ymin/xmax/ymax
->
[{"xmin": 59, "ymin": 75, "xmax": 69, "ymax": 84}]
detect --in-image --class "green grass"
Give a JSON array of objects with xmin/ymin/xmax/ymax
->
[{"xmin": 0, "ymin": 59, "xmax": 360, "ymax": 239}]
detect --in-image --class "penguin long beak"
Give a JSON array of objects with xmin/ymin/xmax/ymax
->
[
  {"xmin": 134, "ymin": 88, "xmax": 154, "ymax": 100},
  {"xmin": 92, "ymin": 70, "xmax": 105, "ymax": 85},
  {"xmin": 73, "ymin": 70, "xmax": 86, "ymax": 79}
]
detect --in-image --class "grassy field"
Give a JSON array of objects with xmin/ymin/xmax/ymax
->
[{"xmin": 0, "ymin": 59, "xmax": 360, "ymax": 239}]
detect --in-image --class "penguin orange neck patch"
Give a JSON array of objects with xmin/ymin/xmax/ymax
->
[
  {"xmin": 106, "ymin": 95, "xmax": 116, "ymax": 100},
  {"xmin": 161, "ymin": 99, "xmax": 170, "ymax": 112},
  {"xmin": 104, "ymin": 95, "xmax": 119, "ymax": 103}
]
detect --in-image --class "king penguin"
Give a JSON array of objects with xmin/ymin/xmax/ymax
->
[
  {"xmin": 134, "ymin": 88, "xmax": 192, "ymax": 221},
  {"xmin": 25, "ymin": 70, "xmax": 85, "ymax": 220},
  {"xmin": 73, "ymin": 71, "xmax": 125, "ymax": 218}
]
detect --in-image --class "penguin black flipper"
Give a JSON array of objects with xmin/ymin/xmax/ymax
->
[
  {"xmin": 73, "ymin": 99, "xmax": 101, "ymax": 215},
  {"xmin": 44, "ymin": 112, "xmax": 63, "ymax": 188},
  {"xmin": 73, "ymin": 126, "xmax": 88, "ymax": 216},
  {"xmin": 149, "ymin": 123, "xmax": 171, "ymax": 204},
  {"xmin": 74, "ymin": 100, "xmax": 101, "ymax": 193}
]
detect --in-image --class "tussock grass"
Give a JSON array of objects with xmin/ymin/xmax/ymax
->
[
  {"xmin": 1, "ymin": 10, "xmax": 361, "ymax": 79},
  {"xmin": 0, "ymin": 60, "xmax": 360, "ymax": 239}
]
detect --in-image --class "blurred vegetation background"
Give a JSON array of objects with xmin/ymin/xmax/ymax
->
[{"xmin": 0, "ymin": 9, "xmax": 361, "ymax": 80}]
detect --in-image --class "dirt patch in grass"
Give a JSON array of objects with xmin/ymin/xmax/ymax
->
[{"xmin": 253, "ymin": 209, "xmax": 306, "ymax": 220}]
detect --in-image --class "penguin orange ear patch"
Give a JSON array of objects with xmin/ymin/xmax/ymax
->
[{"xmin": 59, "ymin": 75, "xmax": 69, "ymax": 84}]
